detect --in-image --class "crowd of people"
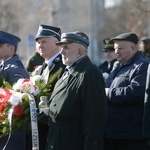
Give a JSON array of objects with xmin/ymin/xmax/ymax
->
[{"xmin": 0, "ymin": 25, "xmax": 149, "ymax": 150}]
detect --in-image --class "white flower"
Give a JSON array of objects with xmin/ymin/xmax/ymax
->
[
  {"xmin": 13, "ymin": 79, "xmax": 31, "ymax": 91},
  {"xmin": 12, "ymin": 78, "xmax": 40, "ymax": 95},
  {"xmin": 32, "ymin": 86, "xmax": 40, "ymax": 96},
  {"xmin": 9, "ymin": 92, "xmax": 24, "ymax": 106},
  {"xmin": 30, "ymin": 75, "xmax": 44, "ymax": 85},
  {"xmin": 31, "ymin": 65, "xmax": 43, "ymax": 76}
]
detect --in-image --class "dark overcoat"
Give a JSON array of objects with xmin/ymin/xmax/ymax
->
[
  {"xmin": 46, "ymin": 56, "xmax": 107, "ymax": 150},
  {"xmin": 143, "ymin": 63, "xmax": 150, "ymax": 138}
]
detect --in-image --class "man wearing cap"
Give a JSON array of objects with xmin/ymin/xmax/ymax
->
[
  {"xmin": 34, "ymin": 24, "xmax": 65, "ymax": 150},
  {"xmin": 104, "ymin": 32, "xmax": 150, "ymax": 150},
  {"xmin": 139, "ymin": 37, "xmax": 150, "ymax": 59},
  {"xmin": 0, "ymin": 30, "xmax": 29, "ymax": 85},
  {"xmin": 99, "ymin": 38, "xmax": 117, "ymax": 81},
  {"xmin": 46, "ymin": 31, "xmax": 107, "ymax": 150},
  {"xmin": 0, "ymin": 30, "xmax": 29, "ymax": 150}
]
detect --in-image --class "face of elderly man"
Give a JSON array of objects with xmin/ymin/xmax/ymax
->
[
  {"xmin": 114, "ymin": 40, "xmax": 138, "ymax": 64},
  {"xmin": 60, "ymin": 42, "xmax": 85, "ymax": 67}
]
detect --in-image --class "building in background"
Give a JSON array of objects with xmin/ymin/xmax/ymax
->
[
  {"xmin": 1, "ymin": 0, "xmax": 149, "ymax": 65},
  {"xmin": 0, "ymin": 0, "xmax": 105, "ymax": 65}
]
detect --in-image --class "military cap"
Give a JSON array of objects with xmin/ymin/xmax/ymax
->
[
  {"xmin": 140, "ymin": 37, "xmax": 150, "ymax": 43},
  {"xmin": 103, "ymin": 38, "xmax": 114, "ymax": 52},
  {"xmin": 110, "ymin": 32, "xmax": 139, "ymax": 44},
  {"xmin": 0, "ymin": 30, "xmax": 21, "ymax": 46},
  {"xmin": 56, "ymin": 31, "xmax": 89, "ymax": 48},
  {"xmin": 35, "ymin": 24, "xmax": 61, "ymax": 41}
]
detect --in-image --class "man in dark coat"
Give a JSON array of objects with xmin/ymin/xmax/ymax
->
[
  {"xmin": 104, "ymin": 32, "xmax": 150, "ymax": 150},
  {"xmin": 34, "ymin": 24, "xmax": 65, "ymax": 150},
  {"xmin": 46, "ymin": 31, "xmax": 107, "ymax": 150},
  {"xmin": 143, "ymin": 63, "xmax": 150, "ymax": 149},
  {"xmin": 99, "ymin": 38, "xmax": 117, "ymax": 81},
  {"xmin": 0, "ymin": 30, "xmax": 29, "ymax": 150}
]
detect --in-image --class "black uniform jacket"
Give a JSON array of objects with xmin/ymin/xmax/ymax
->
[
  {"xmin": 38, "ymin": 54, "xmax": 65, "ymax": 150},
  {"xmin": 99, "ymin": 59, "xmax": 117, "ymax": 74}
]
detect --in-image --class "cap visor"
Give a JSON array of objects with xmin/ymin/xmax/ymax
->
[
  {"xmin": 56, "ymin": 39, "xmax": 74, "ymax": 45},
  {"xmin": 0, "ymin": 41, "xmax": 6, "ymax": 44}
]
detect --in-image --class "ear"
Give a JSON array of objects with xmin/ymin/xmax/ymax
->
[
  {"xmin": 131, "ymin": 44, "xmax": 138, "ymax": 53},
  {"xmin": 9, "ymin": 45, "xmax": 15, "ymax": 54}
]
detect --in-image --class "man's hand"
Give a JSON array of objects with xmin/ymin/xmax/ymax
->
[{"xmin": 37, "ymin": 112, "xmax": 49, "ymax": 125}]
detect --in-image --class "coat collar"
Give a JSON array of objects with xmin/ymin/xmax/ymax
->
[{"xmin": 50, "ymin": 56, "xmax": 91, "ymax": 98}]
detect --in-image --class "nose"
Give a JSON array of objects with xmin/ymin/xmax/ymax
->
[
  {"xmin": 105, "ymin": 51, "xmax": 111, "ymax": 55},
  {"xmin": 38, "ymin": 43, "xmax": 43, "ymax": 48},
  {"xmin": 60, "ymin": 47, "xmax": 65, "ymax": 54},
  {"xmin": 115, "ymin": 48, "xmax": 119, "ymax": 54}
]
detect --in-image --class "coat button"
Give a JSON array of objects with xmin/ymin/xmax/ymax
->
[{"xmin": 53, "ymin": 103, "xmax": 56, "ymax": 106}]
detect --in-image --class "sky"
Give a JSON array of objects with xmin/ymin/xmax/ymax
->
[{"xmin": 105, "ymin": 0, "xmax": 117, "ymax": 8}]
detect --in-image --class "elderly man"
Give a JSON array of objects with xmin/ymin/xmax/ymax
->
[
  {"xmin": 104, "ymin": 32, "xmax": 150, "ymax": 150},
  {"xmin": 46, "ymin": 31, "xmax": 107, "ymax": 150}
]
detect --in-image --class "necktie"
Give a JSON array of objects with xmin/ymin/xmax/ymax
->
[
  {"xmin": 0, "ymin": 63, "xmax": 4, "ymax": 73},
  {"xmin": 40, "ymin": 63, "xmax": 47, "ymax": 75},
  {"xmin": 43, "ymin": 63, "xmax": 47, "ymax": 70}
]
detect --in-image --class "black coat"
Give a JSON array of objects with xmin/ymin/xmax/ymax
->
[
  {"xmin": 26, "ymin": 52, "xmax": 44, "ymax": 72},
  {"xmin": 99, "ymin": 59, "xmax": 117, "ymax": 74},
  {"xmin": 46, "ymin": 56, "xmax": 107, "ymax": 150},
  {"xmin": 143, "ymin": 63, "xmax": 150, "ymax": 138}
]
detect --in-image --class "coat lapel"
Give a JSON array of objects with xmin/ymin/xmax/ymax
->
[
  {"xmin": 50, "ymin": 57, "xmax": 91, "ymax": 99},
  {"xmin": 41, "ymin": 55, "xmax": 62, "ymax": 83},
  {"xmin": 50, "ymin": 73, "xmax": 71, "ymax": 98},
  {"xmin": 41, "ymin": 65, "xmax": 50, "ymax": 82}
]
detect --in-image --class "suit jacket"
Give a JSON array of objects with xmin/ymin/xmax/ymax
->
[{"xmin": 46, "ymin": 56, "xmax": 107, "ymax": 150}]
